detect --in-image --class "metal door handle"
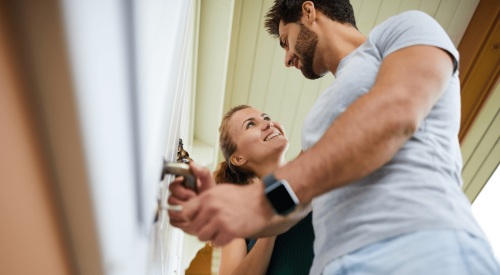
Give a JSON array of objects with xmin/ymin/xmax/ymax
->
[{"xmin": 161, "ymin": 162, "xmax": 197, "ymax": 193}]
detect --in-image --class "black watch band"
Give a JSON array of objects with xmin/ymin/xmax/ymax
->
[{"xmin": 262, "ymin": 174, "xmax": 299, "ymax": 216}]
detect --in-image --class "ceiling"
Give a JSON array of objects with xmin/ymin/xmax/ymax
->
[
  {"xmin": 461, "ymin": 82, "xmax": 500, "ymax": 201},
  {"xmin": 221, "ymin": 0, "xmax": 480, "ymax": 162}
]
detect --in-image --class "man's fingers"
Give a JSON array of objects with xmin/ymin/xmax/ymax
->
[
  {"xmin": 190, "ymin": 162, "xmax": 216, "ymax": 192},
  {"xmin": 170, "ymin": 220, "xmax": 195, "ymax": 235},
  {"xmin": 169, "ymin": 181, "xmax": 197, "ymax": 201},
  {"xmin": 168, "ymin": 209, "xmax": 187, "ymax": 222},
  {"xmin": 197, "ymin": 220, "xmax": 219, "ymax": 242},
  {"xmin": 213, "ymin": 230, "xmax": 234, "ymax": 247},
  {"xmin": 181, "ymin": 196, "xmax": 203, "ymax": 223},
  {"xmin": 167, "ymin": 194, "xmax": 189, "ymax": 206}
]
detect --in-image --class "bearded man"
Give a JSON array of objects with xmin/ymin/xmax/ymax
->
[{"xmin": 169, "ymin": 1, "xmax": 500, "ymax": 274}]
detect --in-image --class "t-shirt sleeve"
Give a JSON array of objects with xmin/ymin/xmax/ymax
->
[{"xmin": 374, "ymin": 10, "xmax": 459, "ymax": 74}]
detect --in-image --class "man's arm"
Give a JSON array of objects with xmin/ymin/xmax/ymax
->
[
  {"xmin": 168, "ymin": 162, "xmax": 310, "ymax": 237},
  {"xmin": 177, "ymin": 45, "xmax": 454, "ymax": 246},
  {"xmin": 275, "ymin": 45, "xmax": 454, "ymax": 203}
]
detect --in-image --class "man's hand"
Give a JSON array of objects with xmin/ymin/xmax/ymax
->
[
  {"xmin": 178, "ymin": 181, "xmax": 275, "ymax": 247},
  {"xmin": 167, "ymin": 162, "xmax": 216, "ymax": 233}
]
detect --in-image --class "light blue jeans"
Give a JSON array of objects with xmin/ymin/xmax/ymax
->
[{"xmin": 321, "ymin": 230, "xmax": 500, "ymax": 275}]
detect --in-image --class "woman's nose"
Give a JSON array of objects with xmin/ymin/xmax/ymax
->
[{"xmin": 262, "ymin": 120, "xmax": 273, "ymax": 130}]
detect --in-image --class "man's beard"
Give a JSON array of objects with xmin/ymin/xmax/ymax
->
[{"xmin": 295, "ymin": 23, "xmax": 321, "ymax": 80}]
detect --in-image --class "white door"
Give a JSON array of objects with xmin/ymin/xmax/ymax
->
[{"xmin": 60, "ymin": 0, "xmax": 194, "ymax": 274}]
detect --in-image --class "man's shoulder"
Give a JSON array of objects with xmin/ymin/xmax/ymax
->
[{"xmin": 371, "ymin": 10, "xmax": 437, "ymax": 36}]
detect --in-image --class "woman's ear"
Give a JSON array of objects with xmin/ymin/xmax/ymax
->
[{"xmin": 230, "ymin": 154, "xmax": 247, "ymax": 167}]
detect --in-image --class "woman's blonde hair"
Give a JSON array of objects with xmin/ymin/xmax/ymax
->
[{"xmin": 213, "ymin": 105, "xmax": 257, "ymax": 184}]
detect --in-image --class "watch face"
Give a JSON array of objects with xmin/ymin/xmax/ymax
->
[{"xmin": 267, "ymin": 183, "xmax": 296, "ymax": 214}]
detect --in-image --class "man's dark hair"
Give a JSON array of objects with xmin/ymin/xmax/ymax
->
[{"xmin": 265, "ymin": 0, "xmax": 357, "ymax": 38}]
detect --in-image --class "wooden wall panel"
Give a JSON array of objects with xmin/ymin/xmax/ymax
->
[
  {"xmin": 278, "ymin": 69, "xmax": 305, "ymax": 133},
  {"xmin": 462, "ymin": 84, "xmax": 500, "ymax": 165},
  {"xmin": 357, "ymin": 0, "xmax": 383, "ymax": 35},
  {"xmin": 223, "ymin": 0, "xmax": 244, "ymax": 114},
  {"xmin": 399, "ymin": 0, "xmax": 422, "ymax": 13},
  {"xmin": 263, "ymin": 43, "xmax": 289, "ymax": 120},
  {"xmin": 230, "ymin": 0, "xmax": 265, "ymax": 107},
  {"xmin": 448, "ymin": 0, "xmax": 480, "ymax": 46},
  {"xmin": 458, "ymin": 0, "xmax": 500, "ymax": 142},
  {"xmin": 248, "ymin": 0, "xmax": 277, "ymax": 111},
  {"xmin": 375, "ymin": 0, "xmax": 403, "ymax": 25},
  {"xmin": 419, "ymin": 0, "xmax": 441, "ymax": 17},
  {"xmin": 434, "ymin": 0, "xmax": 461, "ymax": 31}
]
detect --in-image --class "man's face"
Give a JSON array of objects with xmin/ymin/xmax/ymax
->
[{"xmin": 279, "ymin": 20, "xmax": 322, "ymax": 79}]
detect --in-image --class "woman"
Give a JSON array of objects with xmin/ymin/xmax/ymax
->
[{"xmin": 213, "ymin": 105, "xmax": 314, "ymax": 275}]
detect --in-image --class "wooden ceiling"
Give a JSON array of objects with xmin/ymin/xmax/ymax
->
[
  {"xmin": 221, "ymin": 0, "xmax": 480, "ymax": 162},
  {"xmin": 458, "ymin": 0, "xmax": 500, "ymax": 202}
]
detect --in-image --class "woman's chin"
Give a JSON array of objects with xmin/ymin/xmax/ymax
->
[{"xmin": 271, "ymin": 137, "xmax": 289, "ymax": 152}]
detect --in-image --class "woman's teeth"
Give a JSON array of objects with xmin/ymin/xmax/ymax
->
[{"xmin": 265, "ymin": 132, "xmax": 280, "ymax": 141}]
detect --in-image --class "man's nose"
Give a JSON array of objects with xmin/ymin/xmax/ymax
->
[{"xmin": 285, "ymin": 52, "xmax": 293, "ymax": 67}]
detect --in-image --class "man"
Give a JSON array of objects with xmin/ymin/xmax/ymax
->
[{"xmin": 169, "ymin": 1, "xmax": 500, "ymax": 274}]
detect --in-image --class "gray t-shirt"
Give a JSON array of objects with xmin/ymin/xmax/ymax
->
[{"xmin": 301, "ymin": 11, "xmax": 486, "ymax": 275}]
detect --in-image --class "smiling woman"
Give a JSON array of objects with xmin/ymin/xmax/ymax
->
[{"xmin": 211, "ymin": 105, "xmax": 314, "ymax": 275}]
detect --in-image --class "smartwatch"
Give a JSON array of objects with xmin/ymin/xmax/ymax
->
[{"xmin": 262, "ymin": 173, "xmax": 299, "ymax": 216}]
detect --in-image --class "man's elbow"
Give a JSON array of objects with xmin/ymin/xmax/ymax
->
[{"xmin": 387, "ymin": 99, "xmax": 421, "ymax": 139}]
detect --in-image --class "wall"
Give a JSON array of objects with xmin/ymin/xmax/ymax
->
[{"xmin": 0, "ymin": 3, "xmax": 72, "ymax": 274}]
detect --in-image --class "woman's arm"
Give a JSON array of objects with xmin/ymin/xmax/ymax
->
[
  {"xmin": 219, "ymin": 237, "xmax": 277, "ymax": 275},
  {"xmin": 247, "ymin": 202, "xmax": 311, "ymax": 238}
]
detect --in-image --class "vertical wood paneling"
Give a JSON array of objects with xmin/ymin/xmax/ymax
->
[
  {"xmin": 277, "ymin": 69, "xmax": 305, "ymax": 136},
  {"xmin": 462, "ymin": 84, "xmax": 500, "ymax": 166},
  {"xmin": 223, "ymin": 0, "xmax": 243, "ymax": 114},
  {"xmin": 462, "ymin": 112, "xmax": 500, "ymax": 189},
  {"xmin": 464, "ymin": 138, "xmax": 500, "ymax": 202},
  {"xmin": 434, "ymin": 0, "xmax": 461, "ymax": 31},
  {"xmin": 375, "ymin": 0, "xmax": 403, "ymax": 25},
  {"xmin": 263, "ymin": 42, "xmax": 289, "ymax": 119},
  {"xmin": 419, "ymin": 0, "xmax": 441, "ymax": 17},
  {"xmin": 248, "ymin": 0, "xmax": 277, "ymax": 111},
  {"xmin": 398, "ymin": 0, "xmax": 422, "ymax": 13},
  {"xmin": 285, "ymin": 78, "xmax": 322, "ymax": 160},
  {"xmin": 351, "ymin": 0, "xmax": 364, "ymax": 19},
  {"xmin": 447, "ymin": 0, "xmax": 480, "ymax": 47},
  {"xmin": 357, "ymin": 0, "xmax": 384, "ymax": 35},
  {"xmin": 230, "ymin": 0, "xmax": 264, "ymax": 107}
]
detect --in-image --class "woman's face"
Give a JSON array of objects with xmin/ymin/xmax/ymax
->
[{"xmin": 228, "ymin": 107, "xmax": 288, "ymax": 169}]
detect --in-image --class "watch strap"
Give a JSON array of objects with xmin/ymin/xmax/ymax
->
[{"xmin": 262, "ymin": 173, "xmax": 279, "ymax": 188}]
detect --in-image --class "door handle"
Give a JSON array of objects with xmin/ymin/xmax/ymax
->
[
  {"xmin": 160, "ymin": 138, "xmax": 197, "ymax": 192},
  {"xmin": 161, "ymin": 162, "xmax": 197, "ymax": 193}
]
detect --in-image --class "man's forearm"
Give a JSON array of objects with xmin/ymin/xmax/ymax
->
[
  {"xmin": 274, "ymin": 46, "xmax": 452, "ymax": 204},
  {"xmin": 277, "ymin": 86, "xmax": 414, "ymax": 203}
]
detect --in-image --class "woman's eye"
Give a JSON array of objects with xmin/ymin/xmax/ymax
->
[
  {"xmin": 247, "ymin": 122, "xmax": 255, "ymax": 128},
  {"xmin": 264, "ymin": 117, "xmax": 271, "ymax": 121}
]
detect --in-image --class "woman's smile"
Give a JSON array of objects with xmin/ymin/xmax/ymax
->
[{"xmin": 264, "ymin": 131, "xmax": 281, "ymax": 141}]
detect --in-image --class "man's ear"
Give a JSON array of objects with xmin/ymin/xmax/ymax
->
[
  {"xmin": 302, "ymin": 1, "xmax": 316, "ymax": 24},
  {"xmin": 230, "ymin": 154, "xmax": 247, "ymax": 167}
]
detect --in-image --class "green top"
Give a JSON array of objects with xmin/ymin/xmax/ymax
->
[{"xmin": 246, "ymin": 212, "xmax": 315, "ymax": 275}]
